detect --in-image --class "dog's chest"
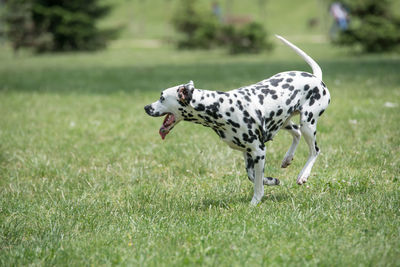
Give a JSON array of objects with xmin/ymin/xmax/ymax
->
[{"xmin": 189, "ymin": 94, "xmax": 284, "ymax": 150}]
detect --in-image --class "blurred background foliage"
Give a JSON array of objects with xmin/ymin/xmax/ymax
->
[
  {"xmin": 2, "ymin": 0, "xmax": 117, "ymax": 52},
  {"xmin": 330, "ymin": 0, "xmax": 400, "ymax": 53},
  {"xmin": 172, "ymin": 0, "xmax": 273, "ymax": 54},
  {"xmin": 0, "ymin": 0, "xmax": 399, "ymax": 53}
]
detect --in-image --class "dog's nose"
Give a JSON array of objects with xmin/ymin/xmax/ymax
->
[{"xmin": 144, "ymin": 105, "xmax": 153, "ymax": 115}]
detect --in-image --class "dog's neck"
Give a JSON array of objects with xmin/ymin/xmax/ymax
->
[{"xmin": 181, "ymin": 88, "xmax": 230, "ymax": 131}]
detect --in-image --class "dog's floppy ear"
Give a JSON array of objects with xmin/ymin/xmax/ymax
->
[{"xmin": 178, "ymin": 80, "xmax": 194, "ymax": 105}]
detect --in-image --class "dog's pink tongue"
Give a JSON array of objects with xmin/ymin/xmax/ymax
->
[{"xmin": 159, "ymin": 127, "xmax": 169, "ymax": 140}]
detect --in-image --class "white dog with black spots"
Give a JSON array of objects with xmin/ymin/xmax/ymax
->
[{"xmin": 144, "ymin": 35, "xmax": 330, "ymax": 205}]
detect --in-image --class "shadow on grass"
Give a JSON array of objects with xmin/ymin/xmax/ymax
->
[
  {"xmin": 263, "ymin": 191, "xmax": 292, "ymax": 203},
  {"xmin": 191, "ymin": 189, "xmax": 292, "ymax": 211},
  {"xmin": 1, "ymin": 58, "xmax": 399, "ymax": 94},
  {"xmin": 193, "ymin": 195, "xmax": 250, "ymax": 210}
]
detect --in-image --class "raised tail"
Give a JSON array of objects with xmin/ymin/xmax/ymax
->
[{"xmin": 275, "ymin": 35, "xmax": 322, "ymax": 80}]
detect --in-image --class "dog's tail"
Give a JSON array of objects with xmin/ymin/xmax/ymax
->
[{"xmin": 275, "ymin": 35, "xmax": 322, "ymax": 80}]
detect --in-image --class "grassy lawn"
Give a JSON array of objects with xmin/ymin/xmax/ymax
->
[{"xmin": 0, "ymin": 38, "xmax": 399, "ymax": 266}]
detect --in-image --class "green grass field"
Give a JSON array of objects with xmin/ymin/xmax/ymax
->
[
  {"xmin": 1, "ymin": 0, "xmax": 400, "ymax": 265},
  {"xmin": 1, "ymin": 40, "xmax": 399, "ymax": 266}
]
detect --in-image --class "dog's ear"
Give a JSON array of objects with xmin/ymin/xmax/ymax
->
[
  {"xmin": 178, "ymin": 80, "xmax": 194, "ymax": 105},
  {"xmin": 186, "ymin": 80, "xmax": 194, "ymax": 90}
]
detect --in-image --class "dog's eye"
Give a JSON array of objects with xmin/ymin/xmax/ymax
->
[{"xmin": 160, "ymin": 95, "xmax": 165, "ymax": 102}]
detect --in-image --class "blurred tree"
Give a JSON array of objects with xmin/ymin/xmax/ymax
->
[
  {"xmin": 2, "ymin": 0, "xmax": 34, "ymax": 51},
  {"xmin": 330, "ymin": 0, "xmax": 400, "ymax": 53},
  {"xmin": 220, "ymin": 22, "xmax": 273, "ymax": 54},
  {"xmin": 172, "ymin": 0, "xmax": 219, "ymax": 49},
  {"xmin": 3, "ymin": 0, "xmax": 117, "ymax": 53},
  {"xmin": 172, "ymin": 0, "xmax": 273, "ymax": 54}
]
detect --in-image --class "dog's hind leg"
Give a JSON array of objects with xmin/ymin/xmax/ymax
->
[
  {"xmin": 296, "ymin": 114, "xmax": 319, "ymax": 185},
  {"xmin": 281, "ymin": 120, "xmax": 302, "ymax": 168}
]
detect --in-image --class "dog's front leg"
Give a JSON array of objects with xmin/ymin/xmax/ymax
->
[
  {"xmin": 244, "ymin": 152, "xmax": 280, "ymax": 186},
  {"xmin": 243, "ymin": 152, "xmax": 255, "ymax": 182},
  {"xmin": 246, "ymin": 148, "xmax": 266, "ymax": 206}
]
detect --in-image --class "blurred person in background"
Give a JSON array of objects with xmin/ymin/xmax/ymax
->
[{"xmin": 329, "ymin": 2, "xmax": 349, "ymax": 39}]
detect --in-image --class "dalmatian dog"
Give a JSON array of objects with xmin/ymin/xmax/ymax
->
[{"xmin": 144, "ymin": 35, "xmax": 330, "ymax": 205}]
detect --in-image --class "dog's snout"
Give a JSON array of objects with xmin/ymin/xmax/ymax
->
[{"xmin": 144, "ymin": 105, "xmax": 153, "ymax": 116}]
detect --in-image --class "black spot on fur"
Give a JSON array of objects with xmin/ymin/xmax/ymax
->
[
  {"xmin": 269, "ymin": 111, "xmax": 275, "ymax": 118},
  {"xmin": 233, "ymin": 137, "xmax": 245, "ymax": 148},
  {"xmin": 258, "ymin": 94, "xmax": 264, "ymax": 105},
  {"xmin": 205, "ymin": 102, "xmax": 221, "ymax": 120},
  {"xmin": 269, "ymin": 78, "xmax": 284, "ymax": 87},
  {"xmin": 236, "ymin": 100, "xmax": 244, "ymax": 111},
  {"xmin": 305, "ymin": 90, "xmax": 313, "ymax": 100},
  {"xmin": 291, "ymin": 90, "xmax": 300, "ymax": 100},
  {"xmin": 301, "ymin": 72, "xmax": 313, "ymax": 78},
  {"xmin": 228, "ymin": 119, "xmax": 240, "ymax": 128},
  {"xmin": 277, "ymin": 109, "xmax": 283, "ymax": 116},
  {"xmin": 217, "ymin": 91, "xmax": 229, "ymax": 96},
  {"xmin": 195, "ymin": 104, "xmax": 205, "ymax": 111},
  {"xmin": 312, "ymin": 87, "xmax": 321, "ymax": 99},
  {"xmin": 307, "ymin": 112, "xmax": 313, "ymax": 122}
]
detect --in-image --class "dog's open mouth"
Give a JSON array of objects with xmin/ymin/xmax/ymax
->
[{"xmin": 159, "ymin": 113, "xmax": 176, "ymax": 140}]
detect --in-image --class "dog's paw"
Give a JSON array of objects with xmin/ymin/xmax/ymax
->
[
  {"xmin": 264, "ymin": 177, "xmax": 280, "ymax": 186},
  {"xmin": 250, "ymin": 196, "xmax": 262, "ymax": 206},
  {"xmin": 296, "ymin": 176, "xmax": 308, "ymax": 185},
  {"xmin": 281, "ymin": 155, "xmax": 294, "ymax": 168}
]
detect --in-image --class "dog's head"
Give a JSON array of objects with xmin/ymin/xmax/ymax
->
[{"xmin": 144, "ymin": 81, "xmax": 194, "ymax": 140}]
